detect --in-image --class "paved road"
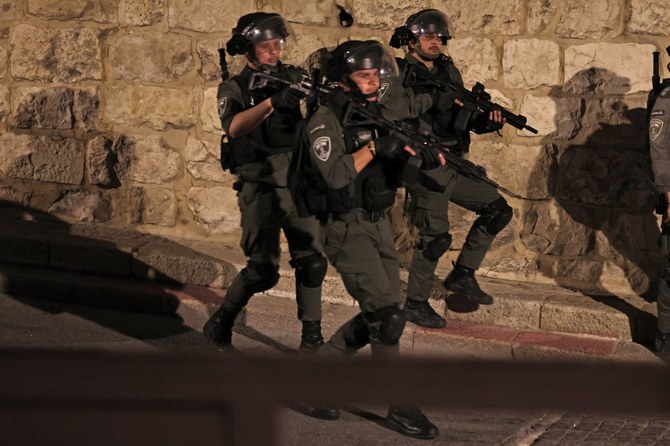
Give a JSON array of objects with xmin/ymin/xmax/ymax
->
[{"xmin": 1, "ymin": 292, "xmax": 669, "ymax": 446}]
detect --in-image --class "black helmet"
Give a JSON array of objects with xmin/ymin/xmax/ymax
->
[
  {"xmin": 226, "ymin": 12, "xmax": 294, "ymax": 56},
  {"xmin": 390, "ymin": 9, "xmax": 452, "ymax": 48},
  {"xmin": 326, "ymin": 40, "xmax": 399, "ymax": 83}
]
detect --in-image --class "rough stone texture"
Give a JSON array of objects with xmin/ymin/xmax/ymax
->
[
  {"xmin": 282, "ymin": 0, "xmax": 332, "ymax": 25},
  {"xmin": 168, "ymin": 0, "xmax": 254, "ymax": 33},
  {"xmin": 282, "ymin": 34, "xmax": 328, "ymax": 68},
  {"xmin": 0, "ymin": 85, "xmax": 9, "ymax": 121},
  {"xmin": 201, "ymin": 87, "xmax": 222, "ymax": 134},
  {"xmin": 448, "ymin": 202, "xmax": 516, "ymax": 251},
  {"xmin": 449, "ymin": 37, "xmax": 499, "ymax": 84},
  {"xmin": 86, "ymin": 136, "xmax": 115, "ymax": 186},
  {"xmin": 521, "ymin": 201, "xmax": 593, "ymax": 256},
  {"xmin": 526, "ymin": 0, "xmax": 558, "ymax": 34},
  {"xmin": 352, "ymin": 0, "xmax": 430, "ymax": 30},
  {"xmin": 541, "ymin": 294, "xmax": 632, "ymax": 339},
  {"xmin": 448, "ymin": 290, "xmax": 543, "ymax": 330},
  {"xmin": 0, "ymin": 46, "xmax": 7, "ymax": 79},
  {"xmin": 564, "ymin": 43, "xmax": 656, "ymax": 95},
  {"xmin": 555, "ymin": 0, "xmax": 623, "ymax": 39},
  {"xmin": 112, "ymin": 135, "xmax": 182, "ymax": 185},
  {"xmin": 184, "ymin": 137, "xmax": 230, "ymax": 183},
  {"xmin": 187, "ymin": 186, "xmax": 240, "ymax": 233},
  {"xmin": 122, "ymin": 0, "xmax": 164, "ymax": 26},
  {"xmin": 105, "ymin": 84, "xmax": 198, "ymax": 130},
  {"xmin": 579, "ymin": 95, "xmax": 648, "ymax": 149},
  {"xmin": 435, "ymin": 0, "xmax": 523, "ymax": 35},
  {"xmin": 629, "ymin": 0, "xmax": 670, "ymax": 35},
  {"xmin": 14, "ymin": 87, "xmax": 99, "ymax": 131},
  {"xmin": 128, "ymin": 186, "xmax": 177, "ymax": 226},
  {"xmin": 32, "ymin": 137, "xmax": 86, "ymax": 184},
  {"xmin": 0, "ymin": 0, "xmax": 21, "ymax": 20},
  {"xmin": 0, "ymin": 133, "xmax": 33, "ymax": 179},
  {"xmin": 517, "ymin": 95, "xmax": 583, "ymax": 139},
  {"xmin": 0, "ymin": 27, "xmax": 9, "ymax": 39},
  {"xmin": 26, "ymin": 0, "xmax": 118, "ymax": 23},
  {"xmin": 108, "ymin": 31, "xmax": 193, "ymax": 82},
  {"xmin": 10, "ymin": 25, "xmax": 103, "ymax": 82},
  {"xmin": 198, "ymin": 38, "xmax": 248, "ymax": 82},
  {"xmin": 0, "ymin": 186, "xmax": 31, "ymax": 207},
  {"xmin": 48, "ymin": 191, "xmax": 112, "ymax": 222},
  {"xmin": 468, "ymin": 142, "xmax": 552, "ymax": 200},
  {"xmin": 0, "ymin": 134, "xmax": 84, "ymax": 184},
  {"xmin": 503, "ymin": 39, "xmax": 561, "ymax": 89}
]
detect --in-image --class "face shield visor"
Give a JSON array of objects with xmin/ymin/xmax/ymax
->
[
  {"xmin": 343, "ymin": 41, "xmax": 399, "ymax": 79},
  {"xmin": 407, "ymin": 10, "xmax": 452, "ymax": 44}
]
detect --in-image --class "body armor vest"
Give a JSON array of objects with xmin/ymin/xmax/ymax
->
[
  {"xmin": 397, "ymin": 55, "xmax": 471, "ymax": 153},
  {"xmin": 222, "ymin": 64, "xmax": 303, "ymax": 172},
  {"xmin": 291, "ymin": 93, "xmax": 398, "ymax": 219}
]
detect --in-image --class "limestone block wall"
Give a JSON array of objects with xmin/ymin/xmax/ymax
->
[{"xmin": 0, "ymin": 0, "xmax": 669, "ymax": 297}]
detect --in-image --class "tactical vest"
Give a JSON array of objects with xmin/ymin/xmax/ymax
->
[
  {"xmin": 290, "ymin": 93, "xmax": 398, "ymax": 220},
  {"xmin": 220, "ymin": 64, "xmax": 304, "ymax": 173},
  {"xmin": 397, "ymin": 55, "xmax": 471, "ymax": 153}
]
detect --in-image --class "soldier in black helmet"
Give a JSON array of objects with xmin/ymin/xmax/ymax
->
[
  {"xmin": 299, "ymin": 39, "xmax": 442, "ymax": 439},
  {"xmin": 381, "ymin": 9, "xmax": 512, "ymax": 328},
  {"xmin": 203, "ymin": 12, "xmax": 328, "ymax": 353},
  {"xmin": 649, "ymin": 48, "xmax": 670, "ymax": 359}
]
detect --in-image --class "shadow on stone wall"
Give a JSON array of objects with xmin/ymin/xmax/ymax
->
[
  {"xmin": 521, "ymin": 68, "xmax": 662, "ymax": 332},
  {"xmin": 0, "ymin": 200, "xmax": 253, "ymax": 352}
]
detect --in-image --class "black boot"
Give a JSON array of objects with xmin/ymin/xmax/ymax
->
[
  {"xmin": 655, "ymin": 331, "xmax": 670, "ymax": 358},
  {"xmin": 404, "ymin": 299, "xmax": 446, "ymax": 328},
  {"xmin": 203, "ymin": 306, "xmax": 237, "ymax": 351},
  {"xmin": 299, "ymin": 320, "xmax": 325, "ymax": 353},
  {"xmin": 443, "ymin": 263, "xmax": 493, "ymax": 305},
  {"xmin": 386, "ymin": 405, "xmax": 439, "ymax": 440},
  {"xmin": 300, "ymin": 404, "xmax": 341, "ymax": 420}
]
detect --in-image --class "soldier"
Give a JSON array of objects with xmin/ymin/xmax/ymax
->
[
  {"xmin": 649, "ymin": 81, "xmax": 670, "ymax": 358},
  {"xmin": 381, "ymin": 9, "xmax": 511, "ymax": 329},
  {"xmin": 300, "ymin": 40, "xmax": 442, "ymax": 439},
  {"xmin": 203, "ymin": 12, "xmax": 328, "ymax": 352}
]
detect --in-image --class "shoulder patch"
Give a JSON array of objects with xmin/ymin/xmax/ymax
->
[
  {"xmin": 650, "ymin": 118, "xmax": 665, "ymax": 142},
  {"xmin": 313, "ymin": 136, "xmax": 332, "ymax": 162},
  {"xmin": 218, "ymin": 97, "xmax": 228, "ymax": 117},
  {"xmin": 378, "ymin": 83, "xmax": 390, "ymax": 101}
]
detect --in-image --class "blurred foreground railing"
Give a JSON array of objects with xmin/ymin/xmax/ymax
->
[{"xmin": 0, "ymin": 349, "xmax": 668, "ymax": 445}]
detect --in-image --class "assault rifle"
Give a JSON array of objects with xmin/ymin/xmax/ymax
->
[
  {"xmin": 248, "ymin": 70, "xmax": 525, "ymax": 198},
  {"xmin": 403, "ymin": 64, "xmax": 539, "ymax": 134}
]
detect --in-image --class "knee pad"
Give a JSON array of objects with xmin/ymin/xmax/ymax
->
[
  {"xmin": 422, "ymin": 232, "xmax": 452, "ymax": 262},
  {"xmin": 366, "ymin": 305, "xmax": 407, "ymax": 345},
  {"xmin": 475, "ymin": 197, "xmax": 513, "ymax": 235},
  {"xmin": 241, "ymin": 262, "xmax": 279, "ymax": 293},
  {"xmin": 345, "ymin": 314, "xmax": 371, "ymax": 349},
  {"xmin": 293, "ymin": 254, "xmax": 328, "ymax": 288}
]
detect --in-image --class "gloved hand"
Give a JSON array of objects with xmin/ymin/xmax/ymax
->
[
  {"xmin": 373, "ymin": 135, "xmax": 403, "ymax": 159},
  {"xmin": 470, "ymin": 109, "xmax": 505, "ymax": 134},
  {"xmin": 434, "ymin": 89, "xmax": 460, "ymax": 112},
  {"xmin": 419, "ymin": 147, "xmax": 443, "ymax": 170},
  {"xmin": 271, "ymin": 87, "xmax": 305, "ymax": 113}
]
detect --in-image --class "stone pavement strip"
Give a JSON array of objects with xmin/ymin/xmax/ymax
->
[{"xmin": 0, "ymin": 206, "xmax": 663, "ymax": 362}]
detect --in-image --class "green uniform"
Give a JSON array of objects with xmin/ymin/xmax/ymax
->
[
  {"xmin": 217, "ymin": 64, "xmax": 324, "ymax": 322},
  {"xmin": 380, "ymin": 54, "xmax": 507, "ymax": 304},
  {"xmin": 650, "ymin": 85, "xmax": 670, "ymax": 333},
  {"xmin": 304, "ymin": 100, "xmax": 404, "ymax": 358}
]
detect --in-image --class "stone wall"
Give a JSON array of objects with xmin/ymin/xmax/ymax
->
[{"xmin": 0, "ymin": 0, "xmax": 669, "ymax": 297}]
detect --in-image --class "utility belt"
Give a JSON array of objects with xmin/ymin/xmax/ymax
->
[{"xmin": 327, "ymin": 208, "xmax": 386, "ymax": 224}]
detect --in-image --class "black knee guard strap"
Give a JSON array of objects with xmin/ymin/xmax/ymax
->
[
  {"xmin": 241, "ymin": 262, "xmax": 279, "ymax": 293},
  {"xmin": 292, "ymin": 254, "xmax": 328, "ymax": 288},
  {"xmin": 475, "ymin": 197, "xmax": 513, "ymax": 235},
  {"xmin": 345, "ymin": 314, "xmax": 371, "ymax": 349},
  {"xmin": 422, "ymin": 232, "xmax": 452, "ymax": 262}
]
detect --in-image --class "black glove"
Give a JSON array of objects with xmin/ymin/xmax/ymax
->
[
  {"xmin": 470, "ymin": 110, "xmax": 504, "ymax": 134},
  {"xmin": 271, "ymin": 88, "xmax": 305, "ymax": 113},
  {"xmin": 374, "ymin": 135, "xmax": 403, "ymax": 159},
  {"xmin": 434, "ymin": 89, "xmax": 460, "ymax": 112},
  {"xmin": 419, "ymin": 147, "xmax": 442, "ymax": 170}
]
